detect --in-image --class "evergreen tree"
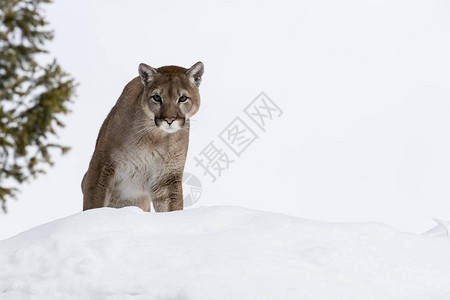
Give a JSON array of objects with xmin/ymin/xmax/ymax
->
[{"xmin": 0, "ymin": 0, "xmax": 76, "ymax": 212}]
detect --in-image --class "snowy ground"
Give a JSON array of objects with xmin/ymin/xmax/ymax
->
[{"xmin": 1, "ymin": 206, "xmax": 449, "ymax": 300}]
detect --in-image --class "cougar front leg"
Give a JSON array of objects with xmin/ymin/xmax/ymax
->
[
  {"xmin": 82, "ymin": 163, "xmax": 114, "ymax": 210},
  {"xmin": 152, "ymin": 175, "xmax": 183, "ymax": 212}
]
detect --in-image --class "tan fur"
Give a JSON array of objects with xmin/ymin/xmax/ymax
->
[{"xmin": 82, "ymin": 62, "xmax": 204, "ymax": 212}]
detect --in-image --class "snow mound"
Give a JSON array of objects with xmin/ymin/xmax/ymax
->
[
  {"xmin": 424, "ymin": 219, "xmax": 450, "ymax": 237},
  {"xmin": 1, "ymin": 206, "xmax": 450, "ymax": 300}
]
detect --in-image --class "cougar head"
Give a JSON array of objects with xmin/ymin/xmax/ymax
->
[{"xmin": 138, "ymin": 62, "xmax": 204, "ymax": 133}]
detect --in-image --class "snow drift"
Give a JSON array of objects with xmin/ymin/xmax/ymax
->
[{"xmin": 1, "ymin": 206, "xmax": 450, "ymax": 299}]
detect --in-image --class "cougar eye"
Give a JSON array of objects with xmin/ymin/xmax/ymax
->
[
  {"xmin": 152, "ymin": 95, "xmax": 162, "ymax": 103},
  {"xmin": 178, "ymin": 95, "xmax": 188, "ymax": 103}
]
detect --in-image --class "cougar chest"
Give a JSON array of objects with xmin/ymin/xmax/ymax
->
[{"xmin": 111, "ymin": 147, "xmax": 164, "ymax": 201}]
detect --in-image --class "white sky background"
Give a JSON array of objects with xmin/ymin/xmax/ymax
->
[{"xmin": 1, "ymin": 0, "xmax": 450, "ymax": 239}]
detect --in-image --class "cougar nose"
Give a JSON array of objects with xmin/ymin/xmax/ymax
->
[{"xmin": 164, "ymin": 117, "xmax": 176, "ymax": 125}]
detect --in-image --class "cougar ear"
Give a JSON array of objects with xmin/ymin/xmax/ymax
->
[
  {"xmin": 186, "ymin": 61, "xmax": 204, "ymax": 87},
  {"xmin": 138, "ymin": 63, "xmax": 157, "ymax": 86}
]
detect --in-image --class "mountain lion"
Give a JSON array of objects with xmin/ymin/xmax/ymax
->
[{"xmin": 82, "ymin": 62, "xmax": 204, "ymax": 212}]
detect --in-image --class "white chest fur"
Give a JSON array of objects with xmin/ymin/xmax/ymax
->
[{"xmin": 108, "ymin": 147, "xmax": 163, "ymax": 205}]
